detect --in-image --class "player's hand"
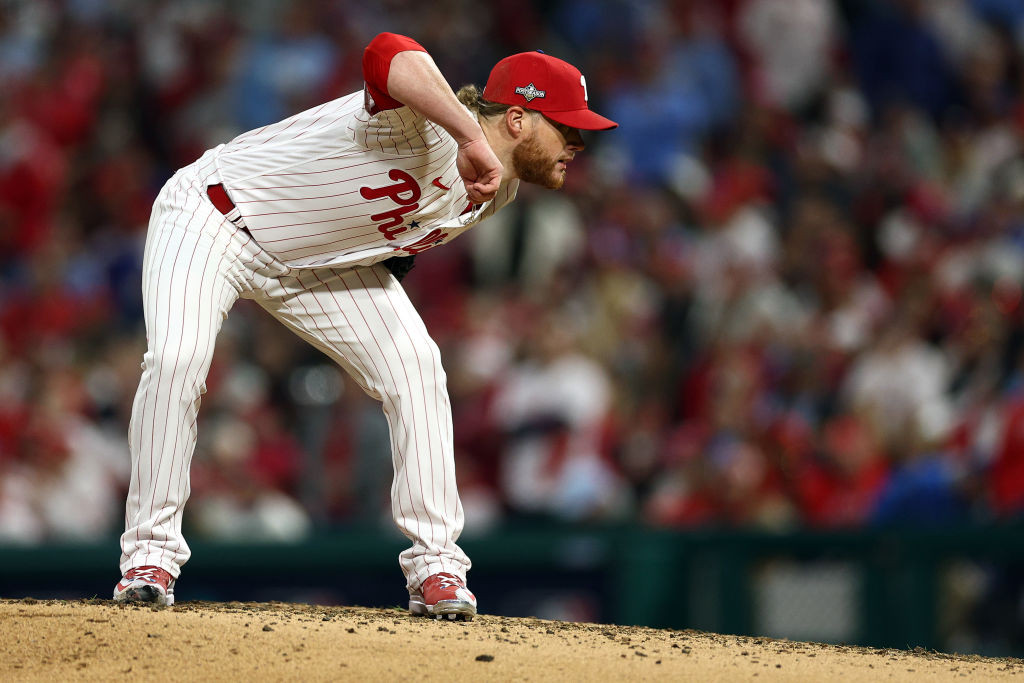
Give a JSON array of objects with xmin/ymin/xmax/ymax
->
[{"xmin": 457, "ymin": 138, "xmax": 503, "ymax": 203}]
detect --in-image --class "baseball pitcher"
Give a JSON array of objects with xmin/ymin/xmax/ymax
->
[{"xmin": 112, "ymin": 32, "xmax": 616, "ymax": 620}]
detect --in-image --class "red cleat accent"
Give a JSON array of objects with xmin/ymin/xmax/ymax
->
[
  {"xmin": 113, "ymin": 566, "xmax": 175, "ymax": 606},
  {"xmin": 408, "ymin": 572, "xmax": 476, "ymax": 620}
]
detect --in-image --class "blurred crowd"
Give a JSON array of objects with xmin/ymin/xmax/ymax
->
[{"xmin": 3, "ymin": 0, "xmax": 1024, "ymax": 543}]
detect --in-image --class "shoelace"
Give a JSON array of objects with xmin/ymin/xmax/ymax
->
[
  {"xmin": 436, "ymin": 575, "xmax": 464, "ymax": 591},
  {"xmin": 127, "ymin": 567, "xmax": 165, "ymax": 584}
]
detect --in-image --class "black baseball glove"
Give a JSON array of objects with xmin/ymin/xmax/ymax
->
[{"xmin": 381, "ymin": 255, "xmax": 416, "ymax": 282}]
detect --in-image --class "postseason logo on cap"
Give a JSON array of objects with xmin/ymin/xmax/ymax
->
[
  {"xmin": 514, "ymin": 83, "xmax": 546, "ymax": 102},
  {"xmin": 485, "ymin": 52, "xmax": 618, "ymax": 130}
]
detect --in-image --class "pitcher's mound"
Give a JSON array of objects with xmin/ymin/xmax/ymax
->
[{"xmin": 1, "ymin": 598, "xmax": 1020, "ymax": 681}]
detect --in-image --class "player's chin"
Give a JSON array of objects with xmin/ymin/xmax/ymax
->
[
  {"xmin": 519, "ymin": 161, "xmax": 566, "ymax": 190},
  {"xmin": 547, "ymin": 169, "xmax": 567, "ymax": 190}
]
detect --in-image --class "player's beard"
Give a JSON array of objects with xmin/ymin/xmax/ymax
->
[{"xmin": 513, "ymin": 136, "xmax": 564, "ymax": 190}]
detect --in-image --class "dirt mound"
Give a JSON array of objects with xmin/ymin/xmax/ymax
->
[{"xmin": 2, "ymin": 599, "xmax": 1021, "ymax": 681}]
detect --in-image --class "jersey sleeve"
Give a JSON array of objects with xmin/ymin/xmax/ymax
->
[{"xmin": 362, "ymin": 32, "xmax": 428, "ymax": 114}]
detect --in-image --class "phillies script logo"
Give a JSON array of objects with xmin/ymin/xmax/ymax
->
[
  {"xmin": 360, "ymin": 169, "xmax": 422, "ymax": 240},
  {"xmin": 397, "ymin": 228, "xmax": 448, "ymax": 255}
]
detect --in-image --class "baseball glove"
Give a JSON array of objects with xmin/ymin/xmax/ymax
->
[{"xmin": 382, "ymin": 255, "xmax": 417, "ymax": 282}]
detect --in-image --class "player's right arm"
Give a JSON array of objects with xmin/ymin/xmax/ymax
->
[{"xmin": 363, "ymin": 32, "xmax": 502, "ymax": 203}]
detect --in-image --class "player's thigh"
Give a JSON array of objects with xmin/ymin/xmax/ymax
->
[
  {"xmin": 258, "ymin": 264, "xmax": 445, "ymax": 399},
  {"xmin": 140, "ymin": 221, "xmax": 242, "ymax": 378}
]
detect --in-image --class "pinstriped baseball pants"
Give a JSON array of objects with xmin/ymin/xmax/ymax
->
[{"xmin": 119, "ymin": 164, "xmax": 469, "ymax": 592}]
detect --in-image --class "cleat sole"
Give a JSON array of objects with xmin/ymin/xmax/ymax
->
[
  {"xmin": 408, "ymin": 592, "xmax": 476, "ymax": 621},
  {"xmin": 114, "ymin": 584, "xmax": 174, "ymax": 607}
]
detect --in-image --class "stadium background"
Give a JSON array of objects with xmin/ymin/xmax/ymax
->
[{"xmin": 3, "ymin": 0, "xmax": 1024, "ymax": 656}]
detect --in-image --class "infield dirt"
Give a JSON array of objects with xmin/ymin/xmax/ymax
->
[{"xmin": 1, "ymin": 598, "xmax": 1021, "ymax": 681}]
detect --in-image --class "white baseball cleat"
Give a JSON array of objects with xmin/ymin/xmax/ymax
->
[
  {"xmin": 409, "ymin": 573, "xmax": 476, "ymax": 621},
  {"xmin": 113, "ymin": 566, "xmax": 176, "ymax": 606}
]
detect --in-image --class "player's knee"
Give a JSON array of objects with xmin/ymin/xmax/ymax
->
[
  {"xmin": 386, "ymin": 337, "xmax": 448, "ymax": 395},
  {"xmin": 143, "ymin": 342, "xmax": 214, "ymax": 389}
]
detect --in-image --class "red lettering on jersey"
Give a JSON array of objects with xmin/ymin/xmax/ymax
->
[
  {"xmin": 360, "ymin": 169, "xmax": 421, "ymax": 204},
  {"xmin": 360, "ymin": 169, "xmax": 423, "ymax": 239},
  {"xmin": 398, "ymin": 228, "xmax": 448, "ymax": 254},
  {"xmin": 373, "ymin": 204, "xmax": 419, "ymax": 239}
]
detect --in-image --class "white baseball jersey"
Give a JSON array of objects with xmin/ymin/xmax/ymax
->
[
  {"xmin": 118, "ymin": 33, "xmax": 509, "ymax": 598},
  {"xmin": 197, "ymin": 90, "xmax": 518, "ymax": 269}
]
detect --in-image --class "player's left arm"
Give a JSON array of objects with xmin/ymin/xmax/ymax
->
[{"xmin": 363, "ymin": 33, "xmax": 502, "ymax": 203}]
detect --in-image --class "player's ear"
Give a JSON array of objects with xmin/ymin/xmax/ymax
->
[{"xmin": 504, "ymin": 106, "xmax": 529, "ymax": 139}]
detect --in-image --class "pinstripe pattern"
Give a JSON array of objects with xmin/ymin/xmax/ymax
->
[
  {"xmin": 211, "ymin": 92, "xmax": 518, "ymax": 269},
  {"xmin": 118, "ymin": 78, "xmax": 508, "ymax": 591},
  {"xmin": 120, "ymin": 145, "xmax": 474, "ymax": 589}
]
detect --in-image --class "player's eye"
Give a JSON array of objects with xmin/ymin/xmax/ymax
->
[{"xmin": 555, "ymin": 122, "xmax": 573, "ymax": 139}]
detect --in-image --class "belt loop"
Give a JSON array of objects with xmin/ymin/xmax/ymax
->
[{"xmin": 224, "ymin": 206, "xmax": 244, "ymax": 224}]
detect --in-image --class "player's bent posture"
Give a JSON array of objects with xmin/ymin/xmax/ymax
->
[{"xmin": 112, "ymin": 33, "xmax": 616, "ymax": 620}]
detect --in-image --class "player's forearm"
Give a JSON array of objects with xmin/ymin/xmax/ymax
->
[{"xmin": 386, "ymin": 51, "xmax": 487, "ymax": 146}]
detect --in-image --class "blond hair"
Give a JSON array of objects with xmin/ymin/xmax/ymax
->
[{"xmin": 456, "ymin": 84, "xmax": 513, "ymax": 119}]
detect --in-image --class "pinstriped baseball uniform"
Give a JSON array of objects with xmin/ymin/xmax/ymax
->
[
  {"xmin": 212, "ymin": 91, "xmax": 517, "ymax": 267},
  {"xmin": 119, "ymin": 33, "xmax": 513, "ymax": 593}
]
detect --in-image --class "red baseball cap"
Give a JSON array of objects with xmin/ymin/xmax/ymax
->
[{"xmin": 483, "ymin": 51, "xmax": 618, "ymax": 131}]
